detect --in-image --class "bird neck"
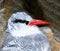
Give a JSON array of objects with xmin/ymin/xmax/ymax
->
[{"xmin": 10, "ymin": 26, "xmax": 41, "ymax": 38}]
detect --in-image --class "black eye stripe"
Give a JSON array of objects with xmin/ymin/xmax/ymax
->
[
  {"xmin": 13, "ymin": 19, "xmax": 29, "ymax": 24},
  {"xmin": 13, "ymin": 19, "xmax": 25, "ymax": 23}
]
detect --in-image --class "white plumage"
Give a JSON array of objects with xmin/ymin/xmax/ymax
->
[{"xmin": 1, "ymin": 12, "xmax": 51, "ymax": 51}]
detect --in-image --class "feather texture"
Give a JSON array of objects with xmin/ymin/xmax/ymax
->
[{"xmin": 1, "ymin": 12, "xmax": 51, "ymax": 51}]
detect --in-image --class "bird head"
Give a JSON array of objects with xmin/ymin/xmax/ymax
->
[
  {"xmin": 8, "ymin": 12, "xmax": 51, "ymax": 27},
  {"xmin": 8, "ymin": 12, "xmax": 32, "ymax": 30},
  {"xmin": 7, "ymin": 12, "xmax": 51, "ymax": 37}
]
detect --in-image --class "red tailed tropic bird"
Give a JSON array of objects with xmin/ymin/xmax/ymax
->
[{"xmin": 1, "ymin": 12, "xmax": 51, "ymax": 51}]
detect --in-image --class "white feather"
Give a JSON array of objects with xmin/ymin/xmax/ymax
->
[
  {"xmin": 7, "ymin": 12, "xmax": 43, "ymax": 37},
  {"xmin": 4, "ymin": 12, "xmax": 51, "ymax": 51}
]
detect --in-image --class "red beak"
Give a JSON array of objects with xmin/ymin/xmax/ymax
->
[{"xmin": 28, "ymin": 19, "xmax": 52, "ymax": 26}]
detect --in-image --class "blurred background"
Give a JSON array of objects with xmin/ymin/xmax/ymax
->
[{"xmin": 0, "ymin": 0, "xmax": 60, "ymax": 51}]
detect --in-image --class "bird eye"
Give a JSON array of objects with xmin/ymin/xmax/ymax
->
[
  {"xmin": 13, "ymin": 19, "xmax": 29, "ymax": 25},
  {"xmin": 25, "ymin": 21, "xmax": 29, "ymax": 25}
]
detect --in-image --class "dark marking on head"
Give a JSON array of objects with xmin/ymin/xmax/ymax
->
[{"xmin": 13, "ymin": 19, "xmax": 29, "ymax": 25}]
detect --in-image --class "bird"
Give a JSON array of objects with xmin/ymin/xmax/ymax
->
[{"xmin": 1, "ymin": 12, "xmax": 51, "ymax": 51}]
